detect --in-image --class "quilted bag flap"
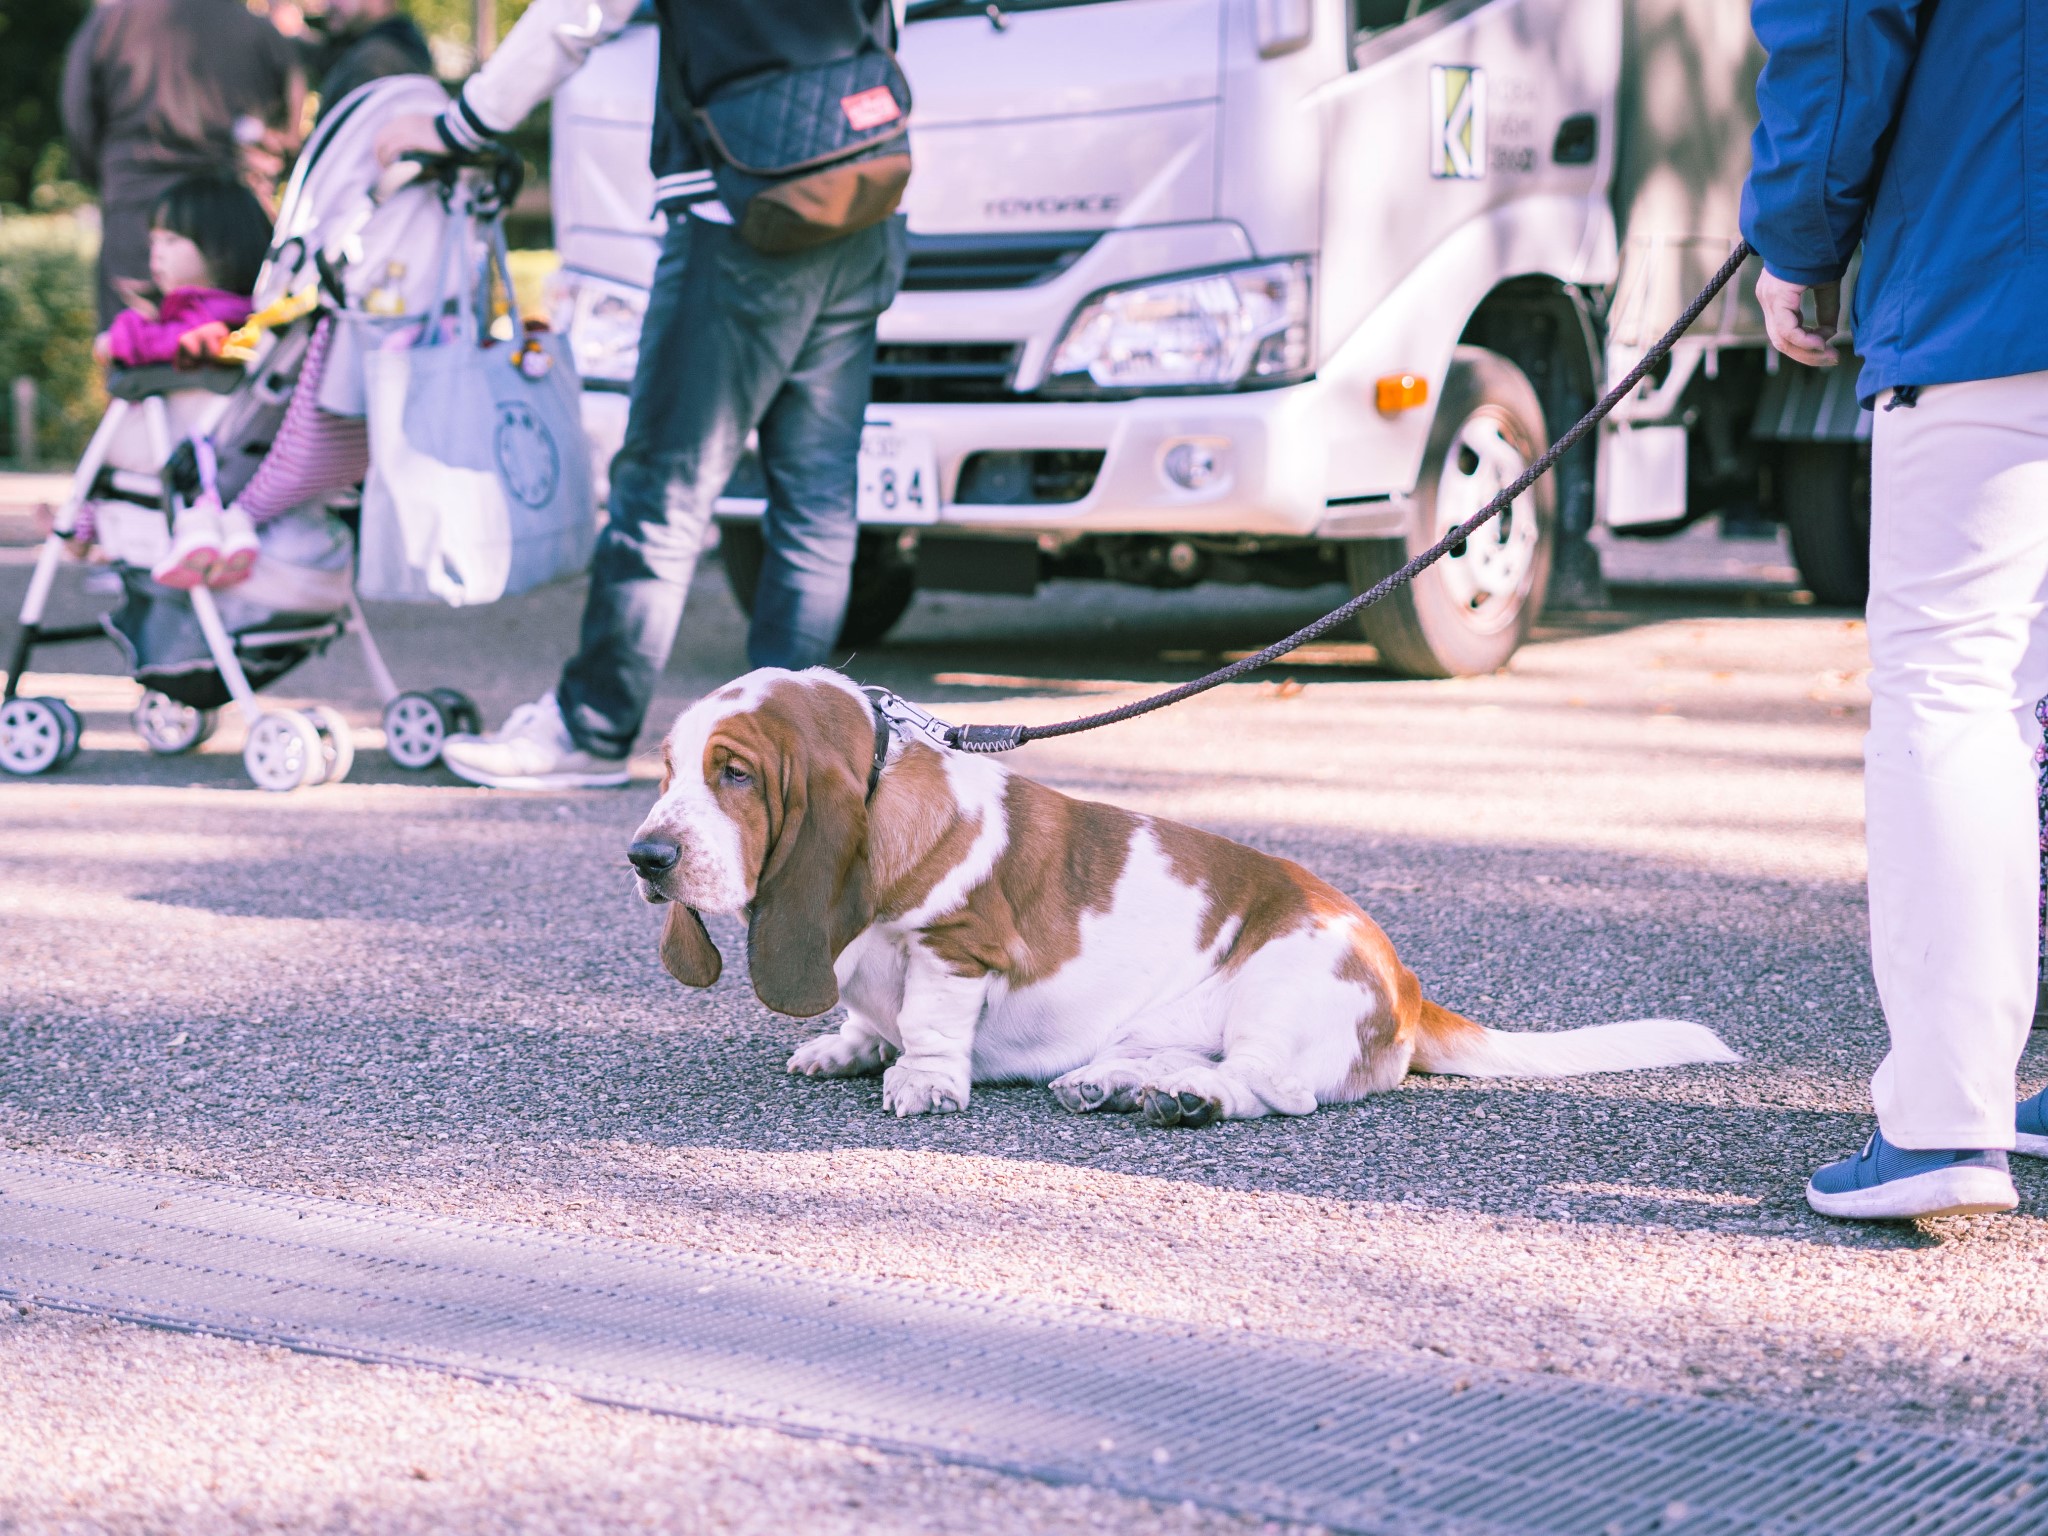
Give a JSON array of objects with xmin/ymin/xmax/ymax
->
[{"xmin": 695, "ymin": 50, "xmax": 911, "ymax": 179}]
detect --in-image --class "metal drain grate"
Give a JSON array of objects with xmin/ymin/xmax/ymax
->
[{"xmin": 2, "ymin": 1150, "xmax": 2043, "ymax": 1536}]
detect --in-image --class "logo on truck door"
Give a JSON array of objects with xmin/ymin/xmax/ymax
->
[{"xmin": 1430, "ymin": 65, "xmax": 1487, "ymax": 179}]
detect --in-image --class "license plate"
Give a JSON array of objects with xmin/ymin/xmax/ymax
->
[{"xmin": 857, "ymin": 427, "xmax": 939, "ymax": 524}]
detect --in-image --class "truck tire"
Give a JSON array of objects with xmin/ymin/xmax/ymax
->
[
  {"xmin": 1346, "ymin": 346, "xmax": 1556, "ymax": 678},
  {"xmin": 718, "ymin": 522, "xmax": 919, "ymax": 650},
  {"xmin": 1780, "ymin": 442, "xmax": 1870, "ymax": 609}
]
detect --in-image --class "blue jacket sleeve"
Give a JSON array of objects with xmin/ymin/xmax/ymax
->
[{"xmin": 1740, "ymin": 0, "xmax": 1928, "ymax": 286}]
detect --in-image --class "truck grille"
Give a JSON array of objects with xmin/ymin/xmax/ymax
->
[
  {"xmin": 872, "ymin": 342, "xmax": 1021, "ymax": 404},
  {"xmin": 902, "ymin": 231, "xmax": 1101, "ymax": 290},
  {"xmin": 954, "ymin": 450, "xmax": 1104, "ymax": 505}
]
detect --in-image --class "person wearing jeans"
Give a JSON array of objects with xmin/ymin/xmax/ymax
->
[
  {"xmin": 555, "ymin": 209, "xmax": 903, "ymax": 762},
  {"xmin": 373, "ymin": 0, "xmax": 905, "ymax": 787},
  {"xmin": 1743, "ymin": 0, "xmax": 2048, "ymax": 1219}
]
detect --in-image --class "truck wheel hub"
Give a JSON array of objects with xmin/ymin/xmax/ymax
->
[{"xmin": 1433, "ymin": 411, "xmax": 1538, "ymax": 633}]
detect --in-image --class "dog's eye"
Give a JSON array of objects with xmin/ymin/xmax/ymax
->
[{"xmin": 719, "ymin": 763, "xmax": 753, "ymax": 789}]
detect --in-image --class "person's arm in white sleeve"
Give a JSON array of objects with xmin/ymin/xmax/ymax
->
[{"xmin": 377, "ymin": 0, "xmax": 640, "ymax": 164}]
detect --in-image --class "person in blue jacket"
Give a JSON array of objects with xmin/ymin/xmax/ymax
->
[{"xmin": 1743, "ymin": 0, "xmax": 2048, "ymax": 1219}]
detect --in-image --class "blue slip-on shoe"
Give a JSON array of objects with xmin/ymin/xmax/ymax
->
[
  {"xmin": 1806, "ymin": 1129, "xmax": 2017, "ymax": 1220},
  {"xmin": 2017, "ymin": 1087, "xmax": 2048, "ymax": 1159}
]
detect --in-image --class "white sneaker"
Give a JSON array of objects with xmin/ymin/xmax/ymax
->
[
  {"xmin": 439, "ymin": 693, "xmax": 630, "ymax": 790},
  {"xmin": 151, "ymin": 497, "xmax": 222, "ymax": 590},
  {"xmin": 208, "ymin": 504, "xmax": 260, "ymax": 587}
]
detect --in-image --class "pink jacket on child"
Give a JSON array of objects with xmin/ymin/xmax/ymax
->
[{"xmin": 104, "ymin": 287, "xmax": 253, "ymax": 369}]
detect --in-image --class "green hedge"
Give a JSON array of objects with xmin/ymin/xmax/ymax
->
[{"xmin": 0, "ymin": 213, "xmax": 101, "ymax": 465}]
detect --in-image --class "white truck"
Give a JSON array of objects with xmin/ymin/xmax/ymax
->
[{"xmin": 545, "ymin": 0, "xmax": 1867, "ymax": 677}]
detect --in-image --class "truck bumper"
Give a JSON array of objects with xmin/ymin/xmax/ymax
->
[{"xmin": 706, "ymin": 381, "xmax": 1408, "ymax": 541}]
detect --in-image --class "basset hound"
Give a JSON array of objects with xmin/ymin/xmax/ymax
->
[{"xmin": 626, "ymin": 668, "xmax": 1738, "ymax": 1125}]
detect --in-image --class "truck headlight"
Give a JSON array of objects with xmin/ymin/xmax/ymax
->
[
  {"xmin": 544, "ymin": 269, "xmax": 648, "ymax": 386},
  {"xmin": 1042, "ymin": 258, "xmax": 1313, "ymax": 395}
]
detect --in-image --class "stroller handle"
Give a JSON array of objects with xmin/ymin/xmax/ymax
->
[
  {"xmin": 372, "ymin": 156, "xmax": 429, "ymax": 204},
  {"xmin": 382, "ymin": 146, "xmax": 526, "ymax": 214}
]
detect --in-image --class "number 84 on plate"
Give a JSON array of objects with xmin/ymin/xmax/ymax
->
[{"xmin": 857, "ymin": 427, "xmax": 940, "ymax": 524}]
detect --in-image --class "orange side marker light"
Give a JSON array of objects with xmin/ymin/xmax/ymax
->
[{"xmin": 1376, "ymin": 373, "xmax": 1428, "ymax": 415}]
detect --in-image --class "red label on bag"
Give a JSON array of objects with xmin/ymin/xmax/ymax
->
[{"xmin": 841, "ymin": 86, "xmax": 902, "ymax": 131}]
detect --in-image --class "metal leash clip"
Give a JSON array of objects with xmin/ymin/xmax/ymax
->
[
  {"xmin": 861, "ymin": 687, "xmax": 1028, "ymax": 755},
  {"xmin": 864, "ymin": 687, "xmax": 964, "ymax": 751}
]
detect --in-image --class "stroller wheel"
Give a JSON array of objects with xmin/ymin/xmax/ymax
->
[
  {"xmin": 133, "ymin": 691, "xmax": 216, "ymax": 756},
  {"xmin": 428, "ymin": 688, "xmax": 483, "ymax": 736},
  {"xmin": 308, "ymin": 705, "xmax": 355, "ymax": 785},
  {"xmin": 383, "ymin": 691, "xmax": 449, "ymax": 770},
  {"xmin": 243, "ymin": 709, "xmax": 327, "ymax": 792},
  {"xmin": 45, "ymin": 698, "xmax": 82, "ymax": 768},
  {"xmin": 0, "ymin": 697, "xmax": 71, "ymax": 776}
]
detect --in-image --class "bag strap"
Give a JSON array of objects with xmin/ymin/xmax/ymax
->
[
  {"xmin": 655, "ymin": 18, "xmax": 712, "ymax": 167},
  {"xmin": 483, "ymin": 213, "xmax": 548, "ymax": 374},
  {"xmin": 413, "ymin": 179, "xmax": 522, "ymax": 357},
  {"xmin": 410, "ymin": 186, "xmax": 476, "ymax": 350}
]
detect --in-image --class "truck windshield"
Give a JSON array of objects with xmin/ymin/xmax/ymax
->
[{"xmin": 904, "ymin": 0, "xmax": 1131, "ymax": 23}]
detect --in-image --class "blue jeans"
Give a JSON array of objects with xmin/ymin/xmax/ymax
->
[{"xmin": 557, "ymin": 212, "xmax": 906, "ymax": 759}]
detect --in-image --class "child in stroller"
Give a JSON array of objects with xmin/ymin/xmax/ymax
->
[
  {"xmin": 89, "ymin": 173, "xmax": 285, "ymax": 591},
  {"xmin": 0, "ymin": 75, "xmax": 514, "ymax": 791}
]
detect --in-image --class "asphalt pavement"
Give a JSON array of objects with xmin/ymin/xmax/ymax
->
[{"xmin": 5, "ymin": 524, "xmax": 2047, "ymax": 1534}]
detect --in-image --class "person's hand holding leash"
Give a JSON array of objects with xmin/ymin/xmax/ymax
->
[
  {"xmin": 1756, "ymin": 269, "xmax": 1840, "ymax": 367},
  {"xmin": 374, "ymin": 112, "xmax": 444, "ymax": 167}
]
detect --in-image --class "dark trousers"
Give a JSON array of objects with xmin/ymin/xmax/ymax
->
[{"xmin": 557, "ymin": 212, "xmax": 906, "ymax": 760}]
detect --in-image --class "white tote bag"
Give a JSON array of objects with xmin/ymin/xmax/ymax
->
[{"xmin": 357, "ymin": 207, "xmax": 593, "ymax": 606}]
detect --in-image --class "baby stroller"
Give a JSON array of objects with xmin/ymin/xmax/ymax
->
[{"xmin": 0, "ymin": 76, "xmax": 524, "ymax": 791}]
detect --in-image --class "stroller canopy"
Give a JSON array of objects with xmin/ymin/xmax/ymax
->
[{"xmin": 258, "ymin": 74, "xmax": 463, "ymax": 317}]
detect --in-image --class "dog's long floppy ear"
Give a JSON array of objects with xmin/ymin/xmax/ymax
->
[
  {"xmin": 650, "ymin": 737, "xmax": 722, "ymax": 988},
  {"xmin": 660, "ymin": 902, "xmax": 722, "ymax": 987},
  {"xmin": 746, "ymin": 706, "xmax": 874, "ymax": 1019}
]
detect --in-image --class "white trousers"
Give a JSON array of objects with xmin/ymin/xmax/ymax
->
[{"xmin": 1867, "ymin": 370, "xmax": 2048, "ymax": 1149}]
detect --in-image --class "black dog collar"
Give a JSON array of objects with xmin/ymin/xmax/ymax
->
[
  {"xmin": 862, "ymin": 687, "xmax": 974, "ymax": 800},
  {"xmin": 867, "ymin": 697, "xmax": 892, "ymax": 801}
]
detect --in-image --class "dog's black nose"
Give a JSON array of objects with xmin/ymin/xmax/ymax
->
[{"xmin": 627, "ymin": 838, "xmax": 679, "ymax": 874}]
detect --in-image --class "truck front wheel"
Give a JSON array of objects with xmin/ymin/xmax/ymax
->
[
  {"xmin": 1346, "ymin": 346, "xmax": 1556, "ymax": 678},
  {"xmin": 717, "ymin": 522, "xmax": 919, "ymax": 650}
]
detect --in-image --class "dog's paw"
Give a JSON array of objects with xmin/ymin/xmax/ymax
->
[
  {"xmin": 881, "ymin": 1062, "xmax": 970, "ymax": 1117},
  {"xmin": 1134, "ymin": 1062, "xmax": 1244, "ymax": 1128},
  {"xmin": 1049, "ymin": 1064, "xmax": 1142, "ymax": 1115},
  {"xmin": 788, "ymin": 1029, "xmax": 895, "ymax": 1079},
  {"xmin": 1139, "ymin": 1086, "xmax": 1225, "ymax": 1129}
]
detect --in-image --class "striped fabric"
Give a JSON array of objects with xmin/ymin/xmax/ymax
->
[
  {"xmin": 654, "ymin": 169, "xmax": 717, "ymax": 210},
  {"xmin": 237, "ymin": 317, "xmax": 370, "ymax": 523},
  {"xmin": 435, "ymin": 90, "xmax": 496, "ymax": 155}
]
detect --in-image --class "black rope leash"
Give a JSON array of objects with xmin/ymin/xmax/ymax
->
[{"xmin": 906, "ymin": 238, "xmax": 1755, "ymax": 754}]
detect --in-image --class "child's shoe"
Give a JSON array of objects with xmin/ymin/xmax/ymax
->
[
  {"xmin": 151, "ymin": 496, "xmax": 222, "ymax": 590},
  {"xmin": 209, "ymin": 504, "xmax": 259, "ymax": 587}
]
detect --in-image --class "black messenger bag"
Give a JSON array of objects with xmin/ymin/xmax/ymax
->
[{"xmin": 686, "ymin": 49, "xmax": 913, "ymax": 255}]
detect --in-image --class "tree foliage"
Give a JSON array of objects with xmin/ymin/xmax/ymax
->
[
  {"xmin": 0, "ymin": 216, "xmax": 103, "ymax": 463},
  {"xmin": 0, "ymin": 0, "xmax": 92, "ymax": 208},
  {"xmin": 401, "ymin": 0, "xmax": 538, "ymax": 56}
]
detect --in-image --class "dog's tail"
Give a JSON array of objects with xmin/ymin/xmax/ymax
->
[{"xmin": 1408, "ymin": 999, "xmax": 1738, "ymax": 1078}]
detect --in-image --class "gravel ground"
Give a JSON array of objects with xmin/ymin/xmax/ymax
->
[{"xmin": 5, "ymin": 543, "xmax": 2048, "ymax": 1531}]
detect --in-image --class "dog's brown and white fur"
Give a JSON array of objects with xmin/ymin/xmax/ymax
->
[{"xmin": 631, "ymin": 668, "xmax": 1737, "ymax": 1124}]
